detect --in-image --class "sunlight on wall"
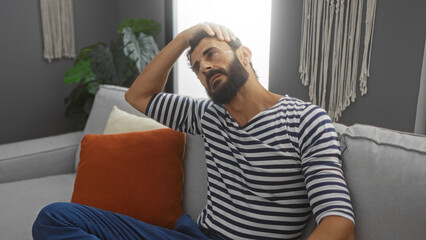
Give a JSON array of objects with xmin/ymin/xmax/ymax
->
[{"xmin": 174, "ymin": 0, "xmax": 272, "ymax": 99}]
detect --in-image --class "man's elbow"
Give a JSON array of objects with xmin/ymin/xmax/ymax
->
[
  {"xmin": 308, "ymin": 216, "xmax": 355, "ymax": 240},
  {"xmin": 347, "ymin": 228, "xmax": 356, "ymax": 240},
  {"xmin": 339, "ymin": 222, "xmax": 355, "ymax": 240},
  {"xmin": 328, "ymin": 216, "xmax": 355, "ymax": 240},
  {"xmin": 124, "ymin": 90, "xmax": 150, "ymax": 114},
  {"xmin": 124, "ymin": 90, "xmax": 133, "ymax": 104},
  {"xmin": 124, "ymin": 90, "xmax": 139, "ymax": 109},
  {"xmin": 124, "ymin": 90, "xmax": 142, "ymax": 106}
]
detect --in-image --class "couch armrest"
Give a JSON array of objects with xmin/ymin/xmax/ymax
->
[{"xmin": 0, "ymin": 131, "xmax": 83, "ymax": 183}]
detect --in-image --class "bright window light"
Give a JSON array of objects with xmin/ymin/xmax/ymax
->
[{"xmin": 174, "ymin": 0, "xmax": 272, "ymax": 98}]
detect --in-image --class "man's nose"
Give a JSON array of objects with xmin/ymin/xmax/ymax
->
[{"xmin": 200, "ymin": 62, "xmax": 213, "ymax": 75}]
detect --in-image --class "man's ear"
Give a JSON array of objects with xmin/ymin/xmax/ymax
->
[{"xmin": 241, "ymin": 46, "xmax": 252, "ymax": 66}]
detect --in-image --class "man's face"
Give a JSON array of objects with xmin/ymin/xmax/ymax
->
[{"xmin": 190, "ymin": 38, "xmax": 248, "ymax": 104}]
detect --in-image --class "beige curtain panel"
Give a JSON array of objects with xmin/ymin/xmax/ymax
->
[
  {"xmin": 299, "ymin": 0, "xmax": 378, "ymax": 121},
  {"xmin": 40, "ymin": 0, "xmax": 76, "ymax": 61}
]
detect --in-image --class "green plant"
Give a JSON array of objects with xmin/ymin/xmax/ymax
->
[{"xmin": 64, "ymin": 18, "xmax": 160, "ymax": 129}]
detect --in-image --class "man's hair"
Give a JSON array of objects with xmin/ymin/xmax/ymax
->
[
  {"xmin": 186, "ymin": 30, "xmax": 242, "ymax": 65},
  {"xmin": 186, "ymin": 30, "xmax": 257, "ymax": 77}
]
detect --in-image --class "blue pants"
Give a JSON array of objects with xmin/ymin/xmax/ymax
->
[{"xmin": 32, "ymin": 202, "xmax": 213, "ymax": 240}]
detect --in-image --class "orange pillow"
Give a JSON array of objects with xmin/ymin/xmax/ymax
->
[{"xmin": 71, "ymin": 128, "xmax": 185, "ymax": 229}]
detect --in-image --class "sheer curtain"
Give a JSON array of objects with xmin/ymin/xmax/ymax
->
[{"xmin": 414, "ymin": 39, "xmax": 426, "ymax": 135}]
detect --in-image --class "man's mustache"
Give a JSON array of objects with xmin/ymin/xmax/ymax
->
[{"xmin": 206, "ymin": 68, "xmax": 227, "ymax": 87}]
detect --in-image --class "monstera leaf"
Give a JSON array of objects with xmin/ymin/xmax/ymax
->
[
  {"xmin": 137, "ymin": 32, "xmax": 159, "ymax": 69},
  {"xmin": 90, "ymin": 39, "xmax": 139, "ymax": 87},
  {"xmin": 122, "ymin": 27, "xmax": 159, "ymax": 72}
]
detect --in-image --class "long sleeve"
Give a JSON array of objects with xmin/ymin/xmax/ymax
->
[
  {"xmin": 146, "ymin": 93, "xmax": 212, "ymax": 135},
  {"xmin": 298, "ymin": 104, "xmax": 355, "ymax": 225}
]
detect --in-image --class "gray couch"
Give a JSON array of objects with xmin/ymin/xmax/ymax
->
[{"xmin": 1, "ymin": 84, "xmax": 425, "ymax": 240}]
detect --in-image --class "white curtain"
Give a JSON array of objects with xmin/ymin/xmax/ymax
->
[
  {"xmin": 414, "ymin": 39, "xmax": 426, "ymax": 135},
  {"xmin": 299, "ymin": 0, "xmax": 377, "ymax": 121},
  {"xmin": 40, "ymin": 0, "xmax": 76, "ymax": 61}
]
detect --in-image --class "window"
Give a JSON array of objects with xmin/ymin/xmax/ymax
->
[{"xmin": 173, "ymin": 0, "xmax": 272, "ymax": 98}]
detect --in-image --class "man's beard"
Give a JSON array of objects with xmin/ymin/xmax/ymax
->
[{"xmin": 205, "ymin": 53, "xmax": 249, "ymax": 105}]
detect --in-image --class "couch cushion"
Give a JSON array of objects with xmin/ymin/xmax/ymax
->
[
  {"xmin": 103, "ymin": 105, "xmax": 166, "ymax": 134},
  {"xmin": 72, "ymin": 129, "xmax": 185, "ymax": 229},
  {"xmin": 340, "ymin": 124, "xmax": 426, "ymax": 239},
  {"xmin": 0, "ymin": 173, "xmax": 76, "ymax": 240}
]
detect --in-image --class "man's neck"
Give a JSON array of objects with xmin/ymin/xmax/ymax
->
[{"xmin": 224, "ymin": 78, "xmax": 282, "ymax": 127}]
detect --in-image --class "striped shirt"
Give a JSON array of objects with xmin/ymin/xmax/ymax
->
[{"xmin": 146, "ymin": 93, "xmax": 354, "ymax": 240}]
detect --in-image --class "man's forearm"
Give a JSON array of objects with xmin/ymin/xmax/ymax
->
[{"xmin": 125, "ymin": 33, "xmax": 189, "ymax": 113}]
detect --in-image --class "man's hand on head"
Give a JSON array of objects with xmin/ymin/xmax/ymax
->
[
  {"xmin": 126, "ymin": 22, "xmax": 236, "ymax": 115},
  {"xmin": 179, "ymin": 22, "xmax": 236, "ymax": 46}
]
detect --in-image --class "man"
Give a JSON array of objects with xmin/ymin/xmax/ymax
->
[{"xmin": 33, "ymin": 23, "xmax": 355, "ymax": 240}]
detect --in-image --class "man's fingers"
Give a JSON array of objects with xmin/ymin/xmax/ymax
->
[
  {"xmin": 220, "ymin": 25, "xmax": 236, "ymax": 42},
  {"xmin": 195, "ymin": 22, "xmax": 235, "ymax": 42},
  {"xmin": 210, "ymin": 24, "xmax": 224, "ymax": 41},
  {"xmin": 201, "ymin": 22, "xmax": 215, "ymax": 36},
  {"xmin": 219, "ymin": 25, "xmax": 232, "ymax": 42}
]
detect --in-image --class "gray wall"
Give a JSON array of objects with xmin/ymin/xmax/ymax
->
[
  {"xmin": 0, "ymin": 0, "xmax": 165, "ymax": 144},
  {"xmin": 2, "ymin": 0, "xmax": 424, "ymax": 144},
  {"xmin": 269, "ymin": 0, "xmax": 426, "ymax": 133}
]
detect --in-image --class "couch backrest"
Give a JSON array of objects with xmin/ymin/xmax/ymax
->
[{"xmin": 339, "ymin": 124, "xmax": 426, "ymax": 240}]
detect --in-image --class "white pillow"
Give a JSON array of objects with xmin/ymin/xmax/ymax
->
[{"xmin": 103, "ymin": 106, "xmax": 167, "ymax": 134}]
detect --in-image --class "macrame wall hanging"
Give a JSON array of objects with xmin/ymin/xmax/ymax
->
[
  {"xmin": 299, "ymin": 0, "xmax": 378, "ymax": 121},
  {"xmin": 40, "ymin": 0, "xmax": 76, "ymax": 62}
]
